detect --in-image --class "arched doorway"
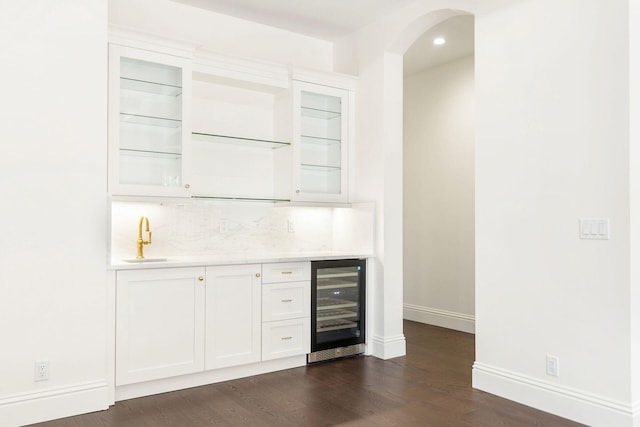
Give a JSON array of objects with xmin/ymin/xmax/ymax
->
[
  {"xmin": 346, "ymin": 4, "xmax": 477, "ymax": 360},
  {"xmin": 402, "ymin": 15, "xmax": 476, "ymax": 333}
]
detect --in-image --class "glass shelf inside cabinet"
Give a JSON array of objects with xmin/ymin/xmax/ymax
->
[
  {"xmin": 301, "ymin": 135, "xmax": 341, "ymax": 145},
  {"xmin": 120, "ymin": 148, "xmax": 182, "ymax": 160},
  {"xmin": 120, "ymin": 113, "xmax": 182, "ymax": 128},
  {"xmin": 301, "ymin": 163, "xmax": 342, "ymax": 171},
  {"xmin": 120, "ymin": 77, "xmax": 182, "ymax": 96},
  {"xmin": 192, "ymin": 132, "xmax": 290, "ymax": 149},
  {"xmin": 301, "ymin": 106, "xmax": 341, "ymax": 120}
]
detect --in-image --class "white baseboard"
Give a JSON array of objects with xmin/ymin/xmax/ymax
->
[
  {"xmin": 473, "ymin": 362, "xmax": 640, "ymax": 427},
  {"xmin": 115, "ymin": 355, "xmax": 307, "ymax": 401},
  {"xmin": 403, "ymin": 303, "xmax": 475, "ymax": 333},
  {"xmin": 0, "ymin": 380, "xmax": 109, "ymax": 427},
  {"xmin": 370, "ymin": 334, "xmax": 406, "ymax": 360}
]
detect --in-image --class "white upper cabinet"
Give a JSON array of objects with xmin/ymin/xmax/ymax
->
[
  {"xmin": 108, "ymin": 44, "xmax": 192, "ymax": 197},
  {"xmin": 285, "ymin": 80, "xmax": 352, "ymax": 204},
  {"xmin": 107, "ymin": 36, "xmax": 356, "ymax": 204}
]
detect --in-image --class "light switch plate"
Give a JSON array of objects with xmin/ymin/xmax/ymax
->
[{"xmin": 579, "ymin": 219, "xmax": 609, "ymax": 240}]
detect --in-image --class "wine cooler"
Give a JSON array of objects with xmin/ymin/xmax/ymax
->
[{"xmin": 308, "ymin": 259, "xmax": 366, "ymax": 363}]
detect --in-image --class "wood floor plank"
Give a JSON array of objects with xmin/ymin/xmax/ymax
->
[{"xmin": 30, "ymin": 321, "xmax": 585, "ymax": 427}]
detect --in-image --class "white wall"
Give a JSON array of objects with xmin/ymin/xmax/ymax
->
[
  {"xmin": 630, "ymin": 0, "xmax": 640, "ymax": 413},
  {"xmin": 472, "ymin": 0, "xmax": 635, "ymax": 425},
  {"xmin": 351, "ymin": 51, "xmax": 408, "ymax": 359},
  {"xmin": 0, "ymin": 1, "xmax": 109, "ymax": 426},
  {"xmin": 403, "ymin": 55, "xmax": 475, "ymax": 333}
]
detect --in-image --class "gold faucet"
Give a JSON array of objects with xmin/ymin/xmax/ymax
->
[{"xmin": 136, "ymin": 216, "xmax": 152, "ymax": 259}]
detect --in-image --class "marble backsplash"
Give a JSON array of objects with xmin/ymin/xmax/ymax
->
[{"xmin": 110, "ymin": 198, "xmax": 375, "ymax": 261}]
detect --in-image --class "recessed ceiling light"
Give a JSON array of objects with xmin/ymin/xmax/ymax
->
[{"xmin": 433, "ymin": 37, "xmax": 446, "ymax": 45}]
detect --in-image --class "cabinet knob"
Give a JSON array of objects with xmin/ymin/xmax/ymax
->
[
  {"xmin": 185, "ymin": 183, "xmax": 191, "ymax": 189},
  {"xmin": 295, "ymin": 189, "xmax": 300, "ymax": 194},
  {"xmin": 256, "ymin": 273, "xmax": 261, "ymax": 278},
  {"xmin": 198, "ymin": 276, "xmax": 204, "ymax": 281}
]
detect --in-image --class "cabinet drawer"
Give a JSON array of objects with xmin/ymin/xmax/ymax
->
[
  {"xmin": 262, "ymin": 262, "xmax": 310, "ymax": 283},
  {"xmin": 262, "ymin": 318, "xmax": 310, "ymax": 361},
  {"xmin": 262, "ymin": 281, "xmax": 310, "ymax": 322}
]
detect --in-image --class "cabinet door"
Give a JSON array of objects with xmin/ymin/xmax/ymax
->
[
  {"xmin": 292, "ymin": 81, "xmax": 349, "ymax": 203},
  {"xmin": 116, "ymin": 267, "xmax": 205, "ymax": 385},
  {"xmin": 108, "ymin": 44, "xmax": 192, "ymax": 197},
  {"xmin": 205, "ymin": 264, "xmax": 262, "ymax": 369}
]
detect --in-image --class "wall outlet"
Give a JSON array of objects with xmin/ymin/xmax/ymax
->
[
  {"xmin": 219, "ymin": 220, "xmax": 228, "ymax": 233},
  {"xmin": 35, "ymin": 360, "xmax": 49, "ymax": 381},
  {"xmin": 287, "ymin": 219, "xmax": 295, "ymax": 233},
  {"xmin": 546, "ymin": 355, "xmax": 559, "ymax": 377}
]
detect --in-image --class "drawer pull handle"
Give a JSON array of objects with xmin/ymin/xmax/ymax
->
[
  {"xmin": 281, "ymin": 299, "xmax": 293, "ymax": 303},
  {"xmin": 281, "ymin": 336, "xmax": 293, "ymax": 340},
  {"xmin": 281, "ymin": 271, "xmax": 293, "ymax": 275}
]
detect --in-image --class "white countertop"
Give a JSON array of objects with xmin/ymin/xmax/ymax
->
[{"xmin": 109, "ymin": 252, "xmax": 372, "ymax": 270}]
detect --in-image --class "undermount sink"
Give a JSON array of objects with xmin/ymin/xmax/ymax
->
[{"xmin": 122, "ymin": 258, "xmax": 168, "ymax": 263}]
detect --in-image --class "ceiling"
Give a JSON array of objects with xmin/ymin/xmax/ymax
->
[
  {"xmin": 170, "ymin": 0, "xmax": 474, "ymax": 74},
  {"xmin": 170, "ymin": 0, "xmax": 416, "ymax": 40},
  {"xmin": 403, "ymin": 14, "xmax": 474, "ymax": 76}
]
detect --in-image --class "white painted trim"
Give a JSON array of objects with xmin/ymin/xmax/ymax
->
[
  {"xmin": 107, "ymin": 269, "xmax": 116, "ymax": 406},
  {"xmin": 0, "ymin": 381, "xmax": 109, "ymax": 427},
  {"xmin": 473, "ymin": 362, "xmax": 640, "ymax": 427},
  {"xmin": 108, "ymin": 24, "xmax": 196, "ymax": 58},
  {"xmin": 115, "ymin": 355, "xmax": 306, "ymax": 401},
  {"xmin": 193, "ymin": 50, "xmax": 289, "ymax": 90},
  {"xmin": 403, "ymin": 303, "xmax": 475, "ymax": 334},
  {"xmin": 291, "ymin": 67, "xmax": 358, "ymax": 91},
  {"xmin": 370, "ymin": 334, "xmax": 406, "ymax": 360}
]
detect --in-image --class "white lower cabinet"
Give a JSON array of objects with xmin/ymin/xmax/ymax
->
[
  {"xmin": 115, "ymin": 262, "xmax": 309, "ymax": 388},
  {"xmin": 261, "ymin": 262, "xmax": 311, "ymax": 360},
  {"xmin": 115, "ymin": 267, "xmax": 206, "ymax": 385},
  {"xmin": 205, "ymin": 264, "xmax": 262, "ymax": 370}
]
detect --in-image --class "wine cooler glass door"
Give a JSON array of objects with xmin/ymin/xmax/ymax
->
[{"xmin": 312, "ymin": 260, "xmax": 365, "ymax": 352}]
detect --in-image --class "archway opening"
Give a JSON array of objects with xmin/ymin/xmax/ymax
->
[{"xmin": 401, "ymin": 14, "xmax": 476, "ymax": 334}]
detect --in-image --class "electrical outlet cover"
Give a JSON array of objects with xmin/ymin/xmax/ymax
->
[{"xmin": 35, "ymin": 360, "xmax": 49, "ymax": 381}]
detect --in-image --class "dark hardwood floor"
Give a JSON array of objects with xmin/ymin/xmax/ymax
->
[{"xmin": 31, "ymin": 321, "xmax": 584, "ymax": 426}]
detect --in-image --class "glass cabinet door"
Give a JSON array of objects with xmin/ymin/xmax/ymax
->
[
  {"xmin": 293, "ymin": 81, "xmax": 349, "ymax": 203},
  {"xmin": 108, "ymin": 44, "xmax": 191, "ymax": 197}
]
